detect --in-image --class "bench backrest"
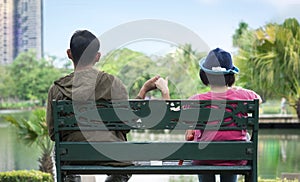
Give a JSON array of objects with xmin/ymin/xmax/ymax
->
[{"xmin": 53, "ymin": 99, "xmax": 259, "ymax": 163}]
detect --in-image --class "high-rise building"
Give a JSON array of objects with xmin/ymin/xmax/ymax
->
[{"xmin": 0, "ymin": 0, "xmax": 43, "ymax": 64}]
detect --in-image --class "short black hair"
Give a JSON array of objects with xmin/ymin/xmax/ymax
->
[
  {"xmin": 199, "ymin": 69, "xmax": 235, "ymax": 87},
  {"xmin": 70, "ymin": 30, "xmax": 100, "ymax": 66}
]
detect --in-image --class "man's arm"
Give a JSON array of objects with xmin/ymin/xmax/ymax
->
[
  {"xmin": 46, "ymin": 85, "xmax": 55, "ymax": 141},
  {"xmin": 136, "ymin": 76, "xmax": 160, "ymax": 99}
]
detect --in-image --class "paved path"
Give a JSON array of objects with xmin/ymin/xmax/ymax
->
[{"xmin": 81, "ymin": 174, "xmax": 199, "ymax": 182}]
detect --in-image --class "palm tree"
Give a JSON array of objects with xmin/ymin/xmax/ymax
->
[
  {"xmin": 234, "ymin": 18, "xmax": 300, "ymax": 119},
  {"xmin": 4, "ymin": 108, "xmax": 54, "ymax": 178}
]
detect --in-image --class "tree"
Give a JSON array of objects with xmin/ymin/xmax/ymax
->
[
  {"xmin": 232, "ymin": 21, "xmax": 250, "ymax": 48},
  {"xmin": 99, "ymin": 45, "xmax": 206, "ymax": 99},
  {"xmin": 99, "ymin": 48, "xmax": 157, "ymax": 98},
  {"xmin": 3, "ymin": 109, "xmax": 54, "ymax": 178},
  {"xmin": 9, "ymin": 50, "xmax": 61, "ymax": 104},
  {"xmin": 0, "ymin": 64, "xmax": 16, "ymax": 100},
  {"xmin": 156, "ymin": 44, "xmax": 207, "ymax": 98},
  {"xmin": 233, "ymin": 18, "xmax": 300, "ymax": 119}
]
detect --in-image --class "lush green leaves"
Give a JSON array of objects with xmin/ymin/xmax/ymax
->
[
  {"xmin": 3, "ymin": 108, "xmax": 54, "ymax": 175},
  {"xmin": 0, "ymin": 64, "xmax": 16, "ymax": 99},
  {"xmin": 7, "ymin": 50, "xmax": 62, "ymax": 104},
  {"xmin": 0, "ymin": 170, "xmax": 53, "ymax": 182},
  {"xmin": 233, "ymin": 18, "xmax": 300, "ymax": 118},
  {"xmin": 98, "ymin": 45, "xmax": 206, "ymax": 99}
]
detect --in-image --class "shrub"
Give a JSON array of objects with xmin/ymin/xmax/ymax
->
[{"xmin": 0, "ymin": 170, "xmax": 53, "ymax": 182}]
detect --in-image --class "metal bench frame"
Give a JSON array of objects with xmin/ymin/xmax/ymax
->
[{"xmin": 53, "ymin": 99, "xmax": 259, "ymax": 182}]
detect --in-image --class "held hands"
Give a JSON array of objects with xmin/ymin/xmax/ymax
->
[
  {"xmin": 142, "ymin": 75, "xmax": 160, "ymax": 93},
  {"xmin": 137, "ymin": 76, "xmax": 160, "ymax": 99},
  {"xmin": 137, "ymin": 76, "xmax": 170, "ymax": 99}
]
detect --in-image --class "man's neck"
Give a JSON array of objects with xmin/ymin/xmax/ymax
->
[{"xmin": 74, "ymin": 65, "xmax": 94, "ymax": 72}]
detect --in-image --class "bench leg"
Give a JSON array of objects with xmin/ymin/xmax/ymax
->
[
  {"xmin": 56, "ymin": 172, "xmax": 61, "ymax": 182},
  {"xmin": 245, "ymin": 172, "xmax": 257, "ymax": 182},
  {"xmin": 245, "ymin": 173, "xmax": 251, "ymax": 182},
  {"xmin": 56, "ymin": 169, "xmax": 63, "ymax": 182}
]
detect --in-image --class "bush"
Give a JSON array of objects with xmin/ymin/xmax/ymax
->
[{"xmin": 0, "ymin": 170, "xmax": 53, "ymax": 182}]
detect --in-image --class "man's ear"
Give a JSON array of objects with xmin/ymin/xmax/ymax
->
[
  {"xmin": 67, "ymin": 49, "xmax": 73, "ymax": 60},
  {"xmin": 95, "ymin": 52, "xmax": 101, "ymax": 63}
]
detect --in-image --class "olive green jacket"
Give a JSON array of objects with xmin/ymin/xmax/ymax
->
[{"xmin": 46, "ymin": 67, "xmax": 129, "ymax": 142}]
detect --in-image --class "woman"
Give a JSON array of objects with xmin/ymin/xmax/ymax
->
[{"xmin": 156, "ymin": 48, "xmax": 261, "ymax": 182}]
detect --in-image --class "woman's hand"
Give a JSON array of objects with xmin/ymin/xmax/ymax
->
[
  {"xmin": 185, "ymin": 130, "xmax": 195, "ymax": 141},
  {"xmin": 155, "ymin": 77, "xmax": 170, "ymax": 99},
  {"xmin": 155, "ymin": 77, "xmax": 169, "ymax": 94}
]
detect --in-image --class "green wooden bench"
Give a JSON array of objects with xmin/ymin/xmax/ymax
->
[{"xmin": 53, "ymin": 99, "xmax": 259, "ymax": 182}]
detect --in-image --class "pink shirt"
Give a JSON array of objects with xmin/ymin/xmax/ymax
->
[{"xmin": 189, "ymin": 87, "xmax": 261, "ymax": 166}]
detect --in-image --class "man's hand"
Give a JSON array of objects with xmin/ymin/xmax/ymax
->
[
  {"xmin": 136, "ymin": 76, "xmax": 160, "ymax": 99},
  {"xmin": 143, "ymin": 75, "xmax": 160, "ymax": 92}
]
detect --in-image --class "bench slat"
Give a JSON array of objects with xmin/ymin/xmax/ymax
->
[
  {"xmin": 55, "ymin": 100, "xmax": 255, "ymax": 131},
  {"xmin": 60, "ymin": 142, "xmax": 254, "ymax": 161},
  {"xmin": 61, "ymin": 165, "xmax": 252, "ymax": 175}
]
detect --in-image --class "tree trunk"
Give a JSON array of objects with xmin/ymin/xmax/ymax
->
[
  {"xmin": 39, "ymin": 151, "xmax": 54, "ymax": 179},
  {"xmin": 296, "ymin": 98, "xmax": 300, "ymax": 121}
]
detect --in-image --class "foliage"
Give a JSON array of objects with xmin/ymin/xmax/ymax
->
[
  {"xmin": 0, "ymin": 100, "xmax": 37, "ymax": 109},
  {"xmin": 8, "ymin": 50, "xmax": 62, "ymax": 104},
  {"xmin": 0, "ymin": 65, "xmax": 16, "ymax": 99},
  {"xmin": 233, "ymin": 18, "xmax": 300, "ymax": 118},
  {"xmin": 99, "ymin": 45, "xmax": 206, "ymax": 99},
  {"xmin": 3, "ymin": 108, "xmax": 54, "ymax": 177},
  {"xmin": 0, "ymin": 170, "xmax": 53, "ymax": 182},
  {"xmin": 159, "ymin": 44, "xmax": 207, "ymax": 98},
  {"xmin": 100, "ymin": 48, "xmax": 156, "ymax": 98}
]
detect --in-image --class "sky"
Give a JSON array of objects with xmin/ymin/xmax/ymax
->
[{"xmin": 43, "ymin": 0, "xmax": 300, "ymax": 61}]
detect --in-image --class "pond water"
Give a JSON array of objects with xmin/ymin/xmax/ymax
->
[
  {"xmin": 0, "ymin": 111, "xmax": 299, "ymax": 180},
  {"xmin": 0, "ymin": 110, "xmax": 40, "ymax": 171}
]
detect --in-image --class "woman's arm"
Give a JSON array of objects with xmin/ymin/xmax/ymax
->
[{"xmin": 155, "ymin": 77, "xmax": 170, "ymax": 99}]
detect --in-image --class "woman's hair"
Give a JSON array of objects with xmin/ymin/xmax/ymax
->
[{"xmin": 199, "ymin": 69, "xmax": 235, "ymax": 87}]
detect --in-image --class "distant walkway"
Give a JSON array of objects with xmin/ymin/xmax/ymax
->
[
  {"xmin": 259, "ymin": 114, "xmax": 299, "ymax": 129},
  {"xmin": 259, "ymin": 114, "xmax": 298, "ymax": 123},
  {"xmin": 81, "ymin": 175, "xmax": 198, "ymax": 182}
]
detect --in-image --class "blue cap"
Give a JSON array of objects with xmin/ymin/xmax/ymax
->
[{"xmin": 199, "ymin": 48, "xmax": 239, "ymax": 75}]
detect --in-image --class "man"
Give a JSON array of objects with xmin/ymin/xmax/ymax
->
[{"xmin": 46, "ymin": 30, "xmax": 158, "ymax": 182}]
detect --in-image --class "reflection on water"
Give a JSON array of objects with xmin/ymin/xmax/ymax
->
[
  {"xmin": 0, "ymin": 111, "xmax": 300, "ymax": 179},
  {"xmin": 0, "ymin": 126, "xmax": 41, "ymax": 171},
  {"xmin": 0, "ymin": 111, "xmax": 40, "ymax": 172},
  {"xmin": 258, "ymin": 129, "xmax": 300, "ymax": 179},
  {"xmin": 129, "ymin": 129, "xmax": 300, "ymax": 179}
]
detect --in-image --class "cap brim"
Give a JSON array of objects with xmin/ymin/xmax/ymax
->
[{"xmin": 199, "ymin": 57, "xmax": 239, "ymax": 75}]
